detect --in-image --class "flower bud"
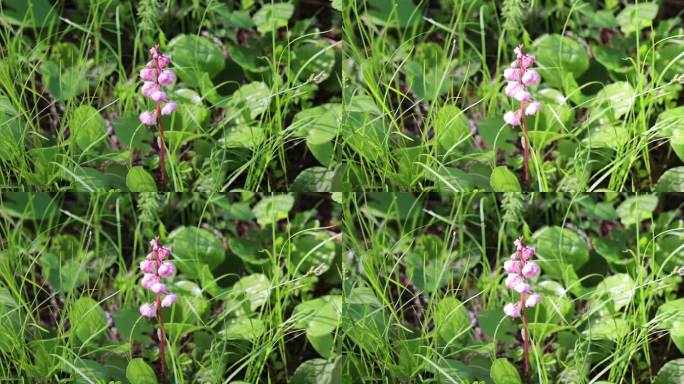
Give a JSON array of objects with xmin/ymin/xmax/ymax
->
[
  {"xmin": 161, "ymin": 294, "xmax": 177, "ymax": 307},
  {"xmin": 141, "ymin": 273, "xmax": 159, "ymax": 289},
  {"xmin": 141, "ymin": 82, "xmax": 158, "ymax": 97},
  {"xmin": 150, "ymin": 282, "xmax": 167, "ymax": 294},
  {"xmin": 504, "ymin": 302, "xmax": 521, "ymax": 318},
  {"xmin": 504, "ymin": 260, "xmax": 521, "ymax": 274},
  {"xmin": 140, "ymin": 68, "xmax": 157, "ymax": 82},
  {"xmin": 140, "ymin": 260, "xmax": 156, "ymax": 274},
  {"xmin": 525, "ymin": 102, "xmax": 541, "ymax": 116},
  {"xmin": 513, "ymin": 282, "xmax": 531, "ymax": 294},
  {"xmin": 139, "ymin": 111, "xmax": 157, "ymax": 126},
  {"xmin": 158, "ymin": 70, "xmax": 175, "ymax": 85},
  {"xmin": 158, "ymin": 261, "xmax": 176, "ymax": 278},
  {"xmin": 505, "ymin": 273, "xmax": 522, "ymax": 289},
  {"xmin": 505, "ymin": 81, "xmax": 523, "ymax": 97},
  {"xmin": 525, "ymin": 293, "xmax": 542, "ymax": 307},
  {"xmin": 522, "ymin": 69, "xmax": 540, "ymax": 86},
  {"xmin": 139, "ymin": 302, "xmax": 156, "ymax": 318},
  {"xmin": 150, "ymin": 90, "xmax": 167, "ymax": 102},
  {"xmin": 504, "ymin": 110, "xmax": 521, "ymax": 126},
  {"xmin": 522, "ymin": 261, "xmax": 540, "ymax": 278},
  {"xmin": 161, "ymin": 102, "xmax": 177, "ymax": 116}
]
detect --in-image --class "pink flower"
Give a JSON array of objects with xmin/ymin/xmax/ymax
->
[
  {"xmin": 161, "ymin": 294, "xmax": 177, "ymax": 307},
  {"xmin": 158, "ymin": 261, "xmax": 176, "ymax": 277},
  {"xmin": 504, "ymin": 302, "xmax": 521, "ymax": 318},
  {"xmin": 521, "ymin": 69, "xmax": 540, "ymax": 86},
  {"xmin": 157, "ymin": 55, "xmax": 171, "ymax": 68},
  {"xmin": 505, "ymin": 273, "xmax": 522, "ymax": 289},
  {"xmin": 522, "ymin": 261, "xmax": 540, "ymax": 278},
  {"xmin": 157, "ymin": 70, "xmax": 175, "ymax": 85},
  {"xmin": 140, "ymin": 260, "xmax": 156, "ymax": 274},
  {"xmin": 150, "ymin": 238, "xmax": 160, "ymax": 250},
  {"xmin": 139, "ymin": 111, "xmax": 156, "ymax": 126},
  {"xmin": 505, "ymin": 81, "xmax": 523, "ymax": 97},
  {"xmin": 141, "ymin": 82, "xmax": 158, "ymax": 97},
  {"xmin": 513, "ymin": 90, "xmax": 531, "ymax": 102},
  {"xmin": 504, "ymin": 110, "xmax": 521, "ymax": 126},
  {"xmin": 521, "ymin": 55, "xmax": 535, "ymax": 69},
  {"xmin": 521, "ymin": 247, "xmax": 535, "ymax": 261},
  {"xmin": 504, "ymin": 260, "xmax": 521, "ymax": 274},
  {"xmin": 503, "ymin": 68, "xmax": 520, "ymax": 81},
  {"xmin": 525, "ymin": 293, "xmax": 542, "ymax": 308},
  {"xmin": 150, "ymin": 90, "xmax": 167, "ymax": 102},
  {"xmin": 140, "ymin": 302, "xmax": 156, "ymax": 318},
  {"xmin": 150, "ymin": 282, "xmax": 167, "ymax": 294},
  {"xmin": 157, "ymin": 246, "xmax": 171, "ymax": 260},
  {"xmin": 514, "ymin": 239, "xmax": 523, "ymax": 251},
  {"xmin": 161, "ymin": 102, "xmax": 177, "ymax": 116},
  {"xmin": 141, "ymin": 273, "xmax": 159, "ymax": 289},
  {"xmin": 525, "ymin": 102, "xmax": 541, "ymax": 116},
  {"xmin": 140, "ymin": 68, "xmax": 157, "ymax": 82},
  {"xmin": 513, "ymin": 282, "xmax": 531, "ymax": 294}
]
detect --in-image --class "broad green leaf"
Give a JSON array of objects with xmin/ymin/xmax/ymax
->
[
  {"xmin": 113, "ymin": 117, "xmax": 152, "ymax": 151},
  {"xmin": 490, "ymin": 358, "xmax": 522, "ymax": 384},
  {"xmin": 671, "ymin": 128, "xmax": 684, "ymax": 163},
  {"xmin": 490, "ymin": 166, "xmax": 521, "ymax": 192},
  {"xmin": 39, "ymin": 61, "xmax": 88, "ymax": 101},
  {"xmin": 364, "ymin": 192, "xmax": 420, "ymax": 220},
  {"xmin": 169, "ymin": 227, "xmax": 225, "ymax": 277},
  {"xmin": 656, "ymin": 298, "xmax": 684, "ymax": 329},
  {"xmin": 290, "ymin": 357, "xmax": 341, "ymax": 384},
  {"xmin": 653, "ymin": 106, "xmax": 684, "ymax": 138},
  {"xmin": 532, "ymin": 226, "xmax": 589, "ymax": 279},
  {"xmin": 168, "ymin": 35, "xmax": 225, "ymax": 84},
  {"xmin": 41, "ymin": 255, "xmax": 88, "ymax": 293},
  {"xmin": 291, "ymin": 104, "xmax": 342, "ymax": 145},
  {"xmin": 363, "ymin": 0, "xmax": 419, "ymax": 28},
  {"xmin": 69, "ymin": 297, "xmax": 107, "ymax": 343},
  {"xmin": 220, "ymin": 318, "xmax": 265, "ymax": 341},
  {"xmin": 672, "ymin": 320, "xmax": 684, "ymax": 354},
  {"xmin": 252, "ymin": 3, "xmax": 294, "ymax": 34},
  {"xmin": 126, "ymin": 358, "xmax": 158, "ymax": 384},
  {"xmin": 291, "ymin": 231, "xmax": 336, "ymax": 275},
  {"xmin": 532, "ymin": 34, "xmax": 589, "ymax": 85},
  {"xmin": 432, "ymin": 297, "xmax": 470, "ymax": 345},
  {"xmin": 584, "ymin": 125, "xmax": 628, "ymax": 150},
  {"xmin": 112, "ymin": 308, "xmax": 153, "ymax": 343},
  {"xmin": 69, "ymin": 105, "xmax": 106, "ymax": 151},
  {"xmin": 229, "ymin": 274, "xmax": 271, "ymax": 313},
  {"xmin": 584, "ymin": 317, "xmax": 629, "ymax": 341},
  {"xmin": 229, "ymin": 82, "xmax": 271, "ymax": 120},
  {"xmin": 0, "ymin": 0, "xmax": 58, "ymax": 27},
  {"xmin": 293, "ymin": 296, "xmax": 342, "ymax": 336},
  {"xmin": 616, "ymin": 194, "xmax": 658, "ymax": 226},
  {"xmin": 594, "ymin": 82, "xmax": 635, "ymax": 121},
  {"xmin": 291, "ymin": 167, "xmax": 338, "ymax": 192},
  {"xmin": 252, "ymin": 194, "xmax": 294, "ymax": 227},
  {"xmin": 0, "ymin": 102, "xmax": 25, "ymax": 162},
  {"xmin": 654, "ymin": 359, "xmax": 684, "ymax": 384},
  {"xmin": 594, "ymin": 273, "xmax": 635, "ymax": 312},
  {"xmin": 126, "ymin": 167, "xmax": 157, "ymax": 192},
  {"xmin": 222, "ymin": 125, "xmax": 265, "ymax": 149},
  {"xmin": 616, "ymin": 3, "xmax": 658, "ymax": 34},
  {"xmin": 292, "ymin": 40, "xmax": 336, "ymax": 82}
]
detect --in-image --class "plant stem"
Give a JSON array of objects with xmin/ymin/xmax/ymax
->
[
  {"xmin": 520, "ymin": 293, "xmax": 530, "ymax": 382},
  {"xmin": 155, "ymin": 250, "xmax": 167, "ymax": 383},
  {"xmin": 155, "ymin": 101, "xmax": 167, "ymax": 187}
]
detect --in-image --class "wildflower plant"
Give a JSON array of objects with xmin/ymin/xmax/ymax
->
[
  {"xmin": 503, "ymin": 237, "xmax": 541, "ymax": 378},
  {"xmin": 139, "ymin": 237, "xmax": 176, "ymax": 380},
  {"xmin": 139, "ymin": 46, "xmax": 177, "ymax": 186},
  {"xmin": 503, "ymin": 45, "xmax": 541, "ymax": 188}
]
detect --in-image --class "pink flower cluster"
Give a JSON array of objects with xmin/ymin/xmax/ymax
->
[
  {"xmin": 139, "ymin": 237, "xmax": 177, "ymax": 318},
  {"xmin": 503, "ymin": 239, "xmax": 542, "ymax": 318},
  {"xmin": 139, "ymin": 46, "xmax": 177, "ymax": 126},
  {"xmin": 503, "ymin": 46, "xmax": 541, "ymax": 126}
]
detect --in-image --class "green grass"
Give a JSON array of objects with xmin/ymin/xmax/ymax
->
[{"xmin": 340, "ymin": 192, "xmax": 684, "ymax": 382}]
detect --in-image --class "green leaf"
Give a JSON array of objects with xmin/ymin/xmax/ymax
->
[
  {"xmin": 229, "ymin": 82, "xmax": 271, "ymax": 121},
  {"xmin": 584, "ymin": 317, "xmax": 629, "ymax": 341},
  {"xmin": 126, "ymin": 167, "xmax": 157, "ymax": 192},
  {"xmin": 69, "ymin": 298, "xmax": 107, "ymax": 343},
  {"xmin": 654, "ymin": 106, "xmax": 684, "ymax": 138},
  {"xmin": 670, "ymin": 128, "xmax": 684, "ymax": 163},
  {"xmin": 220, "ymin": 317, "xmax": 265, "ymax": 341},
  {"xmin": 0, "ymin": 0, "xmax": 58, "ymax": 27},
  {"xmin": 656, "ymin": 298, "xmax": 684, "ymax": 330},
  {"xmin": 532, "ymin": 226, "xmax": 589, "ymax": 279},
  {"xmin": 292, "ymin": 40, "xmax": 336, "ymax": 83},
  {"xmin": 39, "ymin": 61, "xmax": 88, "ymax": 101},
  {"xmin": 432, "ymin": 297, "xmax": 470, "ymax": 345},
  {"xmin": 229, "ymin": 274, "xmax": 271, "ymax": 313},
  {"xmin": 616, "ymin": 194, "xmax": 658, "ymax": 226},
  {"xmin": 126, "ymin": 358, "xmax": 158, "ymax": 384},
  {"xmin": 291, "ymin": 104, "xmax": 342, "ymax": 145},
  {"xmin": 252, "ymin": 3, "xmax": 294, "ymax": 34},
  {"xmin": 169, "ymin": 227, "xmax": 225, "ymax": 277},
  {"xmin": 594, "ymin": 82, "xmax": 635, "ymax": 121},
  {"xmin": 490, "ymin": 166, "xmax": 521, "ymax": 192},
  {"xmin": 656, "ymin": 168, "xmax": 684, "ymax": 192},
  {"xmin": 69, "ymin": 105, "xmax": 106, "ymax": 151},
  {"xmin": 672, "ymin": 320, "xmax": 684, "ymax": 354},
  {"xmin": 490, "ymin": 358, "xmax": 522, "ymax": 384},
  {"xmin": 42, "ymin": 255, "xmax": 89, "ymax": 293},
  {"xmin": 222, "ymin": 125, "xmax": 265, "ymax": 149},
  {"xmin": 594, "ymin": 273, "xmax": 635, "ymax": 312},
  {"xmin": 113, "ymin": 117, "xmax": 152, "ymax": 151},
  {"xmin": 252, "ymin": 194, "xmax": 294, "ymax": 227},
  {"xmin": 616, "ymin": 2, "xmax": 658, "ymax": 35},
  {"xmin": 112, "ymin": 308, "xmax": 153, "ymax": 343},
  {"xmin": 290, "ymin": 357, "xmax": 342, "ymax": 384},
  {"xmin": 168, "ymin": 34, "xmax": 225, "ymax": 84},
  {"xmin": 363, "ymin": 0, "xmax": 419, "ymax": 28},
  {"xmin": 532, "ymin": 34, "xmax": 589, "ymax": 86},
  {"xmin": 654, "ymin": 359, "xmax": 684, "ymax": 384},
  {"xmin": 292, "ymin": 295, "xmax": 342, "ymax": 358},
  {"xmin": 291, "ymin": 167, "xmax": 338, "ymax": 192}
]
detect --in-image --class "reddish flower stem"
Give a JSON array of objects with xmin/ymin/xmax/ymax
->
[{"xmin": 155, "ymin": 251, "xmax": 167, "ymax": 383}]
